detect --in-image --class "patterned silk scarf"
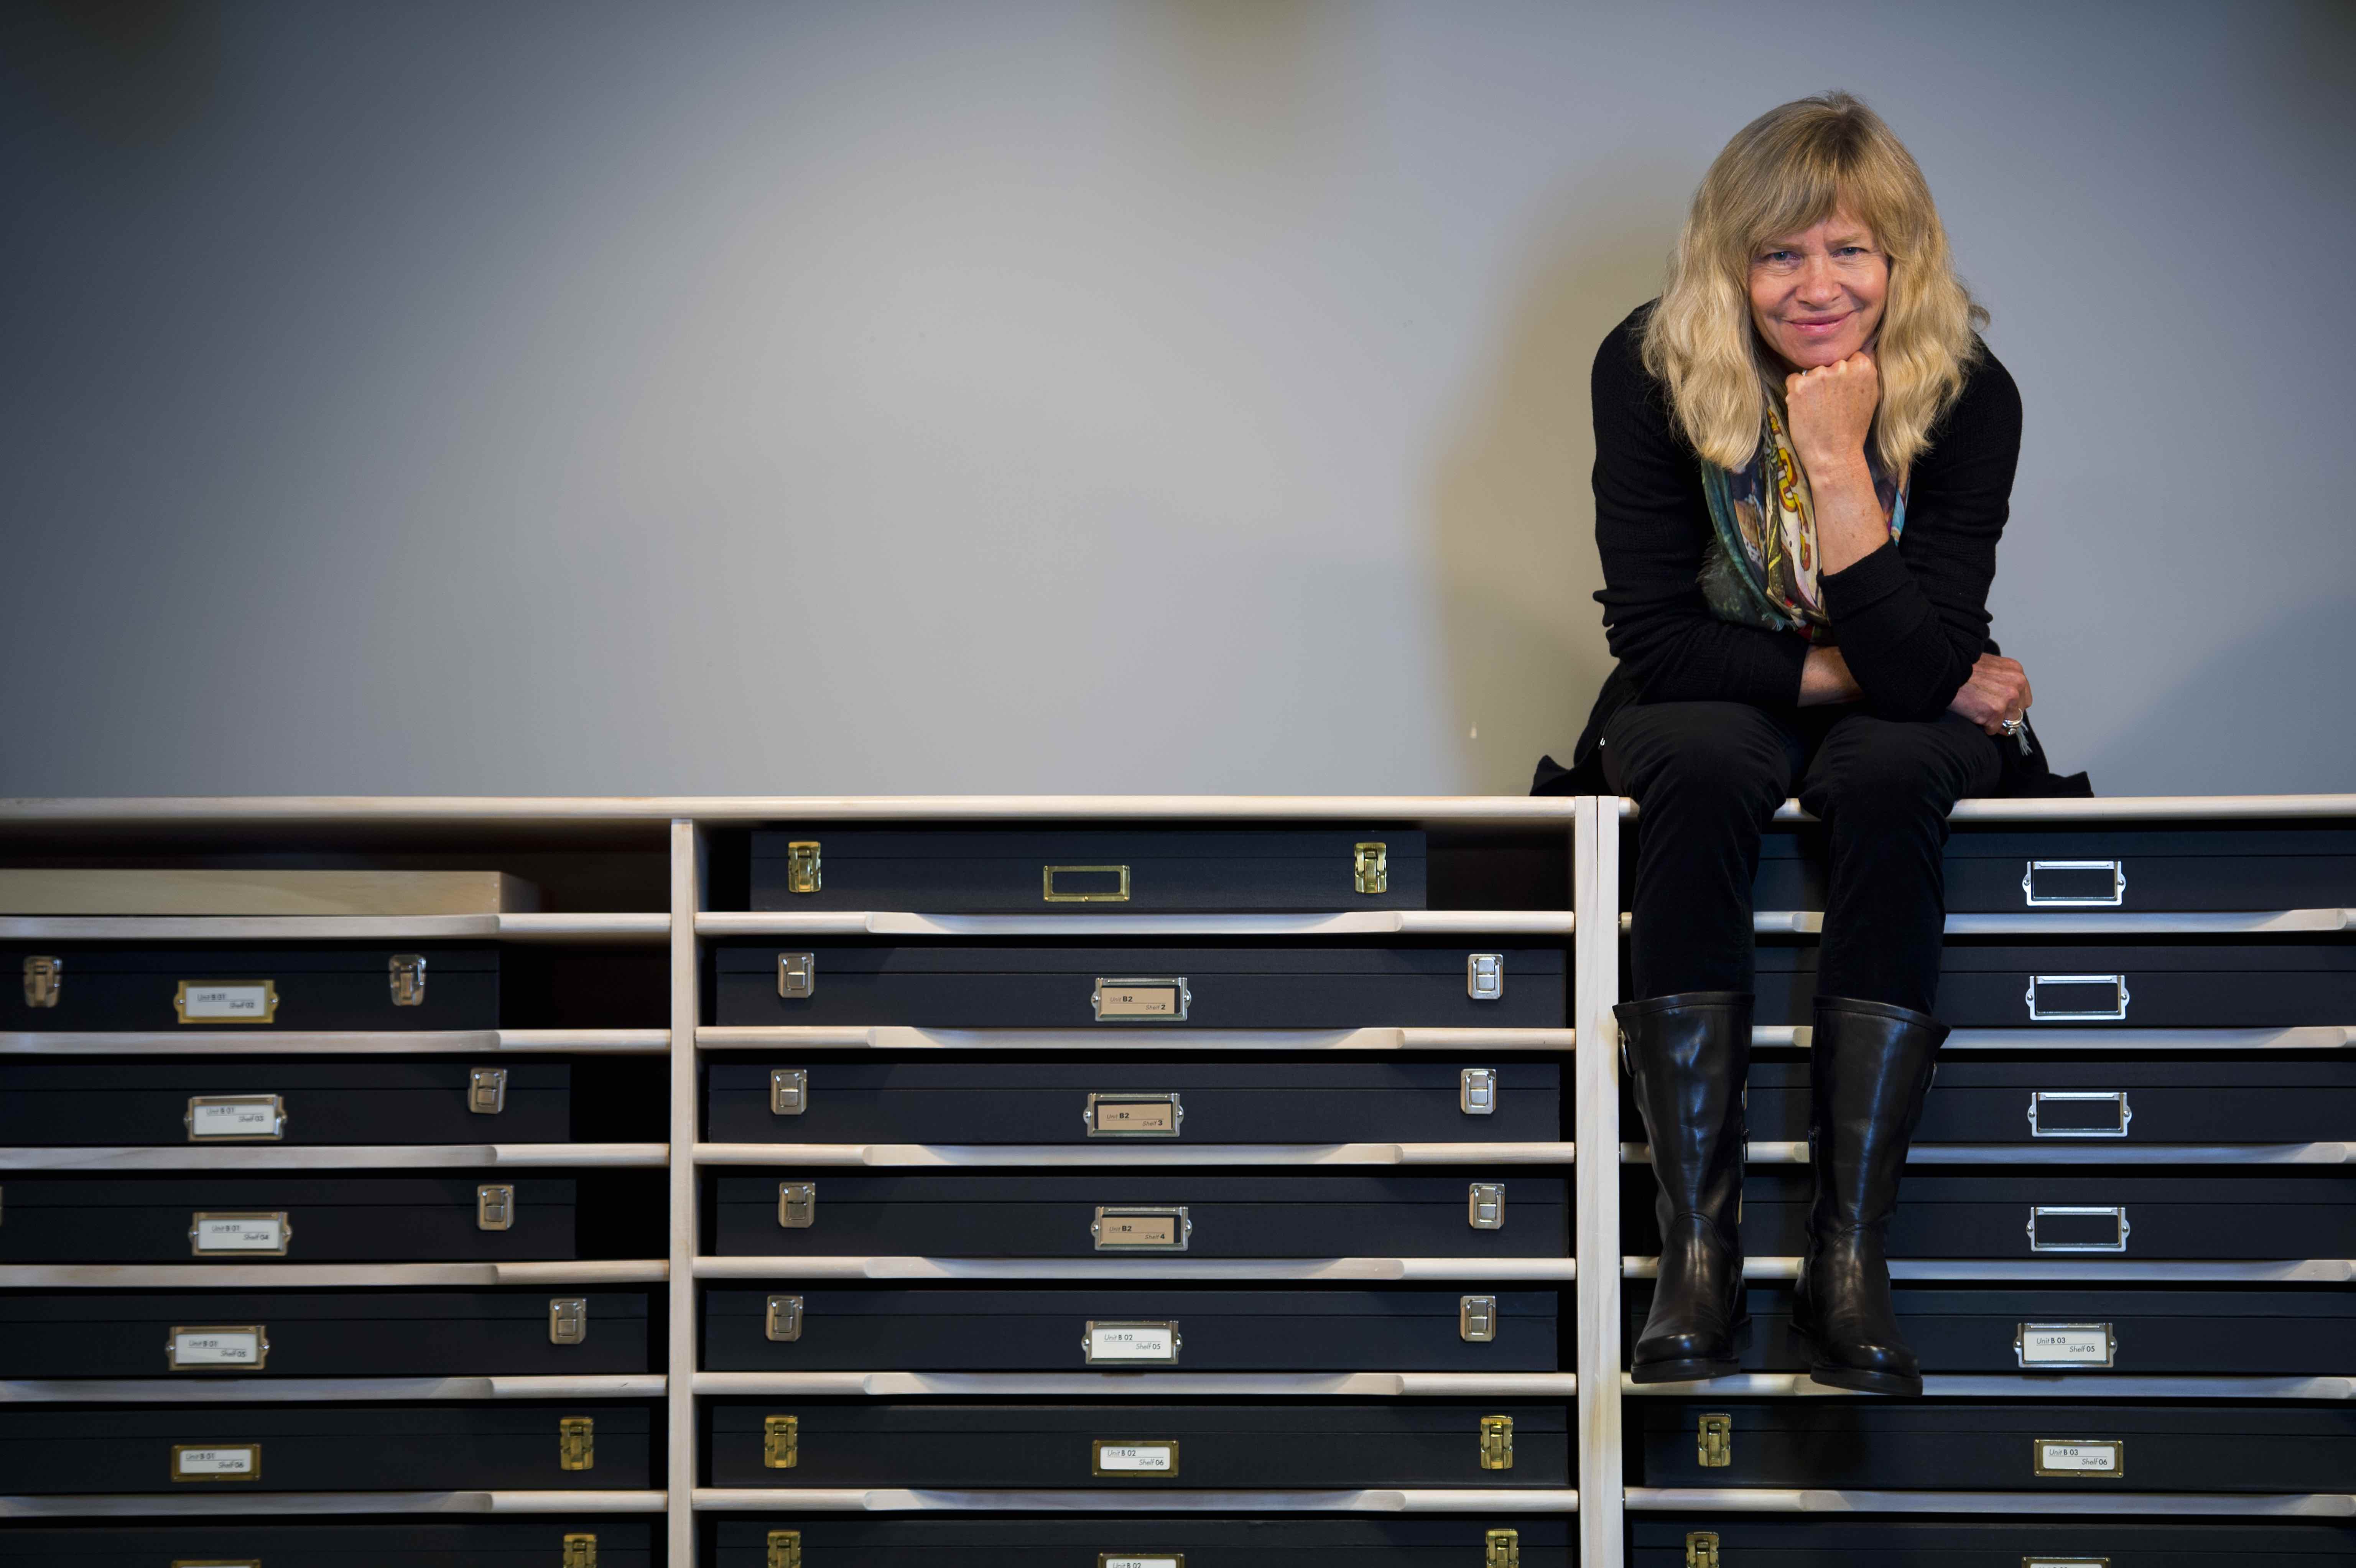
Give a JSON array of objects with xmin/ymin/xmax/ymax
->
[{"xmin": 1698, "ymin": 400, "xmax": 1907, "ymax": 644}]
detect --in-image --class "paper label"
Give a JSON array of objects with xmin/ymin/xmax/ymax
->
[
  {"xmin": 2019, "ymin": 1323, "xmax": 2112, "ymax": 1367},
  {"xmin": 192, "ymin": 1215, "xmax": 286, "ymax": 1254},
  {"xmin": 1095, "ymin": 1443, "xmax": 1175, "ymax": 1473},
  {"xmin": 171, "ymin": 1328, "xmax": 262, "ymax": 1367},
  {"xmin": 1096, "ymin": 1213, "xmax": 1181, "ymax": 1248},
  {"xmin": 188, "ymin": 1098, "xmax": 281, "ymax": 1140},
  {"xmin": 1103, "ymin": 1558, "xmax": 1183, "ymax": 1568},
  {"xmin": 1092, "ymin": 1098, "xmax": 1178, "ymax": 1135},
  {"xmin": 180, "ymin": 984, "xmax": 270, "ymax": 1021},
  {"xmin": 1088, "ymin": 1324, "xmax": 1177, "ymax": 1363},
  {"xmin": 173, "ymin": 1445, "xmax": 258, "ymax": 1479},
  {"xmin": 2037, "ymin": 1440, "xmax": 2121, "ymax": 1474},
  {"xmin": 1098, "ymin": 986, "xmax": 1179, "ymax": 1018},
  {"xmin": 2025, "ymin": 1560, "xmax": 2111, "ymax": 1568}
]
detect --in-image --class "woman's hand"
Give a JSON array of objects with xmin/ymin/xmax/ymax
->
[
  {"xmin": 1949, "ymin": 652, "xmax": 2034, "ymax": 735},
  {"xmin": 1784, "ymin": 351, "xmax": 1879, "ymax": 473},
  {"xmin": 1798, "ymin": 646, "xmax": 1864, "ymax": 707}
]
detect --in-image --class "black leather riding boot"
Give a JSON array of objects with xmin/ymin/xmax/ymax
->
[
  {"xmin": 1617, "ymin": 990, "xmax": 1752, "ymax": 1383},
  {"xmin": 1790, "ymin": 993, "xmax": 1948, "ymax": 1396}
]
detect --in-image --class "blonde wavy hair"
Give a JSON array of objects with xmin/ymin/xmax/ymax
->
[{"xmin": 1642, "ymin": 91, "xmax": 1986, "ymax": 476}]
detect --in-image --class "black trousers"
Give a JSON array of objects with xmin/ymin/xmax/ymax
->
[{"xmin": 1600, "ymin": 700, "xmax": 2005, "ymax": 1015}]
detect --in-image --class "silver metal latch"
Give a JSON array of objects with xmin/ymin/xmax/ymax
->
[
  {"xmin": 476, "ymin": 1184, "xmax": 515, "ymax": 1231},
  {"xmin": 1698, "ymin": 1412, "xmax": 1732, "ymax": 1467},
  {"xmin": 548, "ymin": 1297, "xmax": 587, "ymax": 1344},
  {"xmin": 778, "ymin": 1181, "xmax": 816, "ymax": 1228},
  {"xmin": 1460, "ymin": 1067, "xmax": 1498, "ymax": 1114},
  {"xmin": 1685, "ymin": 1530, "xmax": 1720, "ymax": 1568},
  {"xmin": 1484, "ymin": 1528, "xmax": 1519, "ymax": 1567},
  {"xmin": 1354, "ymin": 841, "xmax": 1388, "ymax": 895},
  {"xmin": 1467, "ymin": 953, "xmax": 1504, "ymax": 1001},
  {"xmin": 766, "ymin": 1294, "xmax": 805, "ymax": 1341},
  {"xmin": 1479, "ymin": 1413, "xmax": 1514, "ymax": 1469},
  {"xmin": 562, "ymin": 1533, "xmax": 598, "ymax": 1568},
  {"xmin": 771, "ymin": 1068, "xmax": 808, "ymax": 1116},
  {"xmin": 1468, "ymin": 1182, "xmax": 1505, "ymax": 1229},
  {"xmin": 21, "ymin": 956, "xmax": 60, "ymax": 1009},
  {"xmin": 389, "ymin": 954, "xmax": 427, "ymax": 1007},
  {"xmin": 778, "ymin": 953, "xmax": 816, "ymax": 999},
  {"xmin": 1460, "ymin": 1294, "xmax": 1498, "ymax": 1342},
  {"xmin": 468, "ymin": 1068, "xmax": 508, "ymax": 1115},
  {"xmin": 785, "ymin": 841, "xmax": 822, "ymax": 894}
]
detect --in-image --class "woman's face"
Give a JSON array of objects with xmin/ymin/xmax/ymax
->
[{"xmin": 1747, "ymin": 208, "xmax": 1889, "ymax": 371}]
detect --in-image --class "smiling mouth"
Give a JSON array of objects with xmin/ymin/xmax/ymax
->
[{"xmin": 1788, "ymin": 313, "xmax": 1851, "ymax": 333}]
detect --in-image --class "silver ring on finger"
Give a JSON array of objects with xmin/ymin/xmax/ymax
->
[{"xmin": 1998, "ymin": 715, "xmax": 2025, "ymax": 736}]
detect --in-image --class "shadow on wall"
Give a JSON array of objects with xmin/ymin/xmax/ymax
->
[
  {"xmin": 2079, "ymin": 596, "xmax": 2353, "ymax": 796},
  {"xmin": 1426, "ymin": 162, "xmax": 1688, "ymax": 793}
]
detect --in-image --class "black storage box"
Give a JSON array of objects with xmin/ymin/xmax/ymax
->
[
  {"xmin": 1720, "ymin": 1056, "xmax": 2356, "ymax": 1145},
  {"xmin": 0, "ymin": 1175, "xmax": 592, "ymax": 1262},
  {"xmin": 714, "ymin": 944, "xmax": 1566, "ymax": 1029},
  {"xmin": 0, "ymin": 1060, "xmax": 569, "ymax": 1145},
  {"xmin": 1631, "ymin": 1399, "xmax": 2356, "ymax": 1491},
  {"xmin": 1754, "ymin": 941, "xmax": 2356, "ymax": 1028},
  {"xmin": 708, "ymin": 1060, "xmax": 1564, "ymax": 1144},
  {"xmin": 704, "ymin": 1286, "xmax": 1561, "ymax": 1371},
  {"xmin": 713, "ymin": 1173, "xmax": 1570, "ymax": 1259},
  {"xmin": 3, "ymin": 944, "xmax": 499, "ymax": 1032},
  {"xmin": 705, "ymin": 1400, "xmax": 1565, "ymax": 1488},
  {"xmin": 0, "ymin": 1288, "xmax": 654, "ymax": 1377},
  {"xmin": 750, "ymin": 828, "xmax": 1431, "ymax": 912},
  {"xmin": 716, "ymin": 1516, "xmax": 1572, "ymax": 1566},
  {"xmin": 1633, "ymin": 1517, "xmax": 2356, "ymax": 1566},
  {"xmin": 0, "ymin": 1401, "xmax": 654, "ymax": 1492},
  {"xmin": 1626, "ymin": 1281, "xmax": 2356, "ymax": 1374},
  {"xmin": 1624, "ymin": 1169, "xmax": 2356, "ymax": 1260},
  {"xmin": 0, "ymin": 1519, "xmax": 657, "ymax": 1568},
  {"xmin": 1749, "ymin": 822, "xmax": 2356, "ymax": 912}
]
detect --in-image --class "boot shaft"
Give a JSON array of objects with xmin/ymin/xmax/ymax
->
[
  {"xmin": 1616, "ymin": 990, "xmax": 1753, "ymax": 1222},
  {"xmin": 1805, "ymin": 994, "xmax": 1948, "ymax": 1232}
]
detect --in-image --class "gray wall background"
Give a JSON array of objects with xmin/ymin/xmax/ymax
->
[{"xmin": 4, "ymin": 0, "xmax": 2351, "ymax": 798}]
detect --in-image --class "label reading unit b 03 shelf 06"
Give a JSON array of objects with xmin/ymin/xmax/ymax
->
[
  {"xmin": 2035, "ymin": 1439, "xmax": 2124, "ymax": 1477},
  {"xmin": 189, "ymin": 1213, "xmax": 289, "ymax": 1256}
]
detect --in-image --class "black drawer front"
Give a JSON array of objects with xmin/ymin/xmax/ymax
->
[
  {"xmin": 0, "ymin": 944, "xmax": 500, "ymax": 1032},
  {"xmin": 709, "ymin": 1060, "xmax": 1564, "ymax": 1144},
  {"xmin": 714, "ymin": 1173, "xmax": 1570, "ymax": 1259},
  {"xmin": 1722, "ymin": 1058, "xmax": 2356, "ymax": 1145},
  {"xmin": 1623, "ymin": 1170, "xmax": 2356, "ymax": 1260},
  {"xmin": 0, "ymin": 1060, "xmax": 570, "ymax": 1146},
  {"xmin": 1634, "ymin": 1399, "xmax": 2356, "ymax": 1491},
  {"xmin": 751, "ymin": 828, "xmax": 1430, "ymax": 912},
  {"xmin": 705, "ymin": 1400, "xmax": 1566, "ymax": 1488},
  {"xmin": 1626, "ymin": 1282, "xmax": 2356, "ymax": 1374},
  {"xmin": 0, "ymin": 1519, "xmax": 658, "ymax": 1568},
  {"xmin": 0, "ymin": 1176, "xmax": 586, "ymax": 1262},
  {"xmin": 1755, "ymin": 943, "xmax": 2356, "ymax": 1028},
  {"xmin": 0, "ymin": 1288, "xmax": 654, "ymax": 1377},
  {"xmin": 704, "ymin": 1286, "xmax": 1561, "ymax": 1372},
  {"xmin": 717, "ymin": 1516, "xmax": 1573, "ymax": 1566},
  {"xmin": 1747, "ymin": 824, "xmax": 2356, "ymax": 912},
  {"xmin": 712, "ymin": 945, "xmax": 1568, "ymax": 1029},
  {"xmin": 0, "ymin": 1401, "xmax": 654, "ymax": 1492},
  {"xmin": 1634, "ymin": 1517, "xmax": 2356, "ymax": 1565}
]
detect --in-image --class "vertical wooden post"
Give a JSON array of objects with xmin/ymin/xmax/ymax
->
[
  {"xmin": 1574, "ymin": 796, "xmax": 1625, "ymax": 1566},
  {"xmin": 668, "ymin": 818, "xmax": 704, "ymax": 1566}
]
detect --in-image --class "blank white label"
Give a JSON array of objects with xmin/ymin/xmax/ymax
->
[
  {"xmin": 1097, "ymin": 1444, "xmax": 1175, "ymax": 1472},
  {"xmin": 2020, "ymin": 1324, "xmax": 2111, "ymax": 1367},
  {"xmin": 171, "ymin": 1329, "xmax": 261, "ymax": 1367},
  {"xmin": 174, "ymin": 1446, "xmax": 257, "ymax": 1477},
  {"xmin": 189, "ymin": 1099, "xmax": 281, "ymax": 1139},
  {"xmin": 182, "ymin": 985, "xmax": 269, "ymax": 1020},
  {"xmin": 1089, "ymin": 1325, "xmax": 1176, "ymax": 1362},
  {"xmin": 2038, "ymin": 1441, "xmax": 2121, "ymax": 1473},
  {"xmin": 193, "ymin": 1216, "xmax": 284, "ymax": 1253}
]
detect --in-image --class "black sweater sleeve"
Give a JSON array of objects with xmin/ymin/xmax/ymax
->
[
  {"xmin": 1819, "ymin": 349, "xmax": 2022, "ymax": 717},
  {"xmin": 1590, "ymin": 308, "xmax": 1811, "ymax": 707},
  {"xmin": 1589, "ymin": 304, "xmax": 2020, "ymax": 720}
]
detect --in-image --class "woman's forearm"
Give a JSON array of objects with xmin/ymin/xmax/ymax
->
[
  {"xmin": 1797, "ymin": 646, "xmax": 1863, "ymax": 706},
  {"xmin": 1807, "ymin": 452, "xmax": 1892, "ymax": 576}
]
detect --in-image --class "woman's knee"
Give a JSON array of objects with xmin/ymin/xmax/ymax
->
[
  {"xmin": 1608, "ymin": 701, "xmax": 1794, "ymax": 819},
  {"xmin": 1801, "ymin": 713, "xmax": 1987, "ymax": 825}
]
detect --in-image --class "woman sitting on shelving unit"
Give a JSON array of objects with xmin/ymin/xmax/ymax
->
[{"xmin": 1533, "ymin": 92, "xmax": 2088, "ymax": 1397}]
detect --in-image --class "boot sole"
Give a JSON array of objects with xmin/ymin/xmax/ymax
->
[
  {"xmin": 1805, "ymin": 1362, "xmax": 1923, "ymax": 1398},
  {"xmin": 1629, "ymin": 1356, "xmax": 1742, "ymax": 1384}
]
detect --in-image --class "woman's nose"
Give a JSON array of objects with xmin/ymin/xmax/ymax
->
[{"xmin": 1794, "ymin": 255, "xmax": 1844, "ymax": 303}]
